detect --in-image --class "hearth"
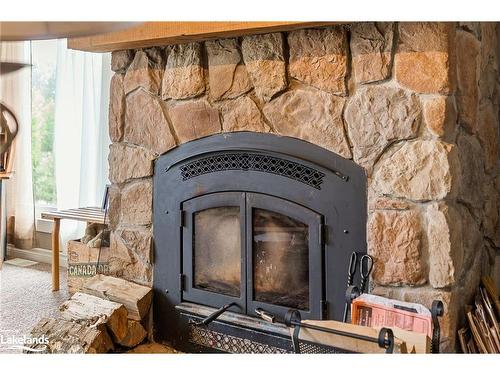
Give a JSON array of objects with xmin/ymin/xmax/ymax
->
[{"xmin": 153, "ymin": 132, "xmax": 367, "ymax": 353}]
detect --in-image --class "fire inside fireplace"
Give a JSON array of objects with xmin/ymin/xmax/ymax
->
[{"xmin": 153, "ymin": 132, "xmax": 367, "ymax": 353}]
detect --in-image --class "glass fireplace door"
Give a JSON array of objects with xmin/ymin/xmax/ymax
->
[
  {"xmin": 182, "ymin": 192, "xmax": 323, "ymax": 320},
  {"xmin": 246, "ymin": 193, "xmax": 323, "ymax": 321},
  {"xmin": 182, "ymin": 192, "xmax": 246, "ymax": 312}
]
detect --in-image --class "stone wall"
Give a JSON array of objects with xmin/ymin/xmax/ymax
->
[{"xmin": 106, "ymin": 22, "xmax": 500, "ymax": 352}]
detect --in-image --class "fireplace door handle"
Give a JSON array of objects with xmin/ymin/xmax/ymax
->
[
  {"xmin": 189, "ymin": 302, "xmax": 238, "ymax": 326},
  {"xmin": 255, "ymin": 308, "xmax": 275, "ymax": 323}
]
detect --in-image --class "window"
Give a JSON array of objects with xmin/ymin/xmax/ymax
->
[{"xmin": 31, "ymin": 40, "xmax": 57, "ymax": 210}]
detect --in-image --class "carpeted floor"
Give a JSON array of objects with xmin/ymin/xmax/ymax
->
[{"xmin": 0, "ymin": 262, "xmax": 69, "ymax": 353}]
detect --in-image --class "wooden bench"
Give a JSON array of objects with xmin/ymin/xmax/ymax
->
[{"xmin": 41, "ymin": 207, "xmax": 107, "ymax": 291}]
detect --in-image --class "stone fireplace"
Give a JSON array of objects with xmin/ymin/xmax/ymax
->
[{"xmin": 105, "ymin": 22, "xmax": 500, "ymax": 352}]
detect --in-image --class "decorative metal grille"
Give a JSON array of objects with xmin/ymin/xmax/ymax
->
[
  {"xmin": 298, "ymin": 341, "xmax": 351, "ymax": 354},
  {"xmin": 189, "ymin": 326, "xmax": 289, "ymax": 354},
  {"xmin": 179, "ymin": 152, "xmax": 326, "ymax": 190}
]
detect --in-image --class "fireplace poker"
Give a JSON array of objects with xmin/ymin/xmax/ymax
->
[
  {"xmin": 359, "ymin": 254, "xmax": 374, "ymax": 294},
  {"xmin": 342, "ymin": 251, "xmax": 358, "ymax": 322}
]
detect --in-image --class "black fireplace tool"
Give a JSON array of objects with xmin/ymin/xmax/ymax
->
[
  {"xmin": 342, "ymin": 252, "xmax": 373, "ymax": 323},
  {"xmin": 359, "ymin": 254, "xmax": 374, "ymax": 294},
  {"xmin": 188, "ymin": 302, "xmax": 239, "ymax": 326},
  {"xmin": 342, "ymin": 252, "xmax": 358, "ymax": 322}
]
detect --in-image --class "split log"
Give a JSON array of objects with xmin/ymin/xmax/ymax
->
[
  {"xmin": 26, "ymin": 317, "xmax": 113, "ymax": 353},
  {"xmin": 82, "ymin": 275, "xmax": 152, "ymax": 321},
  {"xmin": 117, "ymin": 320, "xmax": 147, "ymax": 348},
  {"xmin": 59, "ymin": 292, "xmax": 128, "ymax": 342}
]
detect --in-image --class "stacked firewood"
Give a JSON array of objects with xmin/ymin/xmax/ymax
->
[
  {"xmin": 458, "ymin": 276, "xmax": 500, "ymax": 353},
  {"xmin": 25, "ymin": 275, "xmax": 152, "ymax": 353}
]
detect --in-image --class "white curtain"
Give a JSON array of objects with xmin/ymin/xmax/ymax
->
[
  {"xmin": 54, "ymin": 40, "xmax": 111, "ymax": 251},
  {"xmin": 0, "ymin": 41, "xmax": 34, "ymax": 250}
]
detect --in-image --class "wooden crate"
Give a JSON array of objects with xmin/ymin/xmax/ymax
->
[{"xmin": 67, "ymin": 240, "xmax": 110, "ymax": 294}]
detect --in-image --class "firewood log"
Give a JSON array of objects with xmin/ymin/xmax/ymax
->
[
  {"xmin": 82, "ymin": 275, "xmax": 152, "ymax": 321},
  {"xmin": 25, "ymin": 318, "xmax": 113, "ymax": 354},
  {"xmin": 117, "ymin": 320, "xmax": 147, "ymax": 348},
  {"xmin": 59, "ymin": 292, "xmax": 128, "ymax": 342}
]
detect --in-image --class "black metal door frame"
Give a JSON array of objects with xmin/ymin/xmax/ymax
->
[
  {"xmin": 181, "ymin": 192, "xmax": 246, "ymax": 314},
  {"xmin": 245, "ymin": 192, "xmax": 323, "ymax": 321}
]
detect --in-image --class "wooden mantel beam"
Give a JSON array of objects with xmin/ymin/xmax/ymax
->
[{"xmin": 67, "ymin": 21, "xmax": 340, "ymax": 52}]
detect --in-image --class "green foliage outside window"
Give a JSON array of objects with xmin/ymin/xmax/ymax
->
[{"xmin": 31, "ymin": 41, "xmax": 57, "ymax": 205}]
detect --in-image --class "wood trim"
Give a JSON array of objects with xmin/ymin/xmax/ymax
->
[
  {"xmin": 67, "ymin": 21, "xmax": 340, "ymax": 52},
  {"xmin": 7, "ymin": 244, "xmax": 68, "ymax": 268}
]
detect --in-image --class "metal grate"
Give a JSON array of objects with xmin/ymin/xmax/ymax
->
[
  {"xmin": 189, "ymin": 326, "xmax": 289, "ymax": 354},
  {"xmin": 298, "ymin": 341, "xmax": 351, "ymax": 354},
  {"xmin": 179, "ymin": 152, "xmax": 326, "ymax": 190}
]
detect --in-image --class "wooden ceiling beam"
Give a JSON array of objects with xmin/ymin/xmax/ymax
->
[{"xmin": 67, "ymin": 21, "xmax": 340, "ymax": 52}]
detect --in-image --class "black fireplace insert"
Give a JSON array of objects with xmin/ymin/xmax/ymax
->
[{"xmin": 153, "ymin": 132, "xmax": 367, "ymax": 353}]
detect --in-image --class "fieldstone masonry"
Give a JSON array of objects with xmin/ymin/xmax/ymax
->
[
  {"xmin": 124, "ymin": 50, "xmax": 162, "ymax": 96},
  {"xmin": 241, "ymin": 33, "xmax": 287, "ymax": 101},
  {"xmin": 162, "ymin": 43, "xmax": 205, "ymax": 100},
  {"xmin": 344, "ymin": 85, "xmax": 420, "ymax": 171},
  {"xmin": 206, "ymin": 38, "xmax": 252, "ymax": 100},
  {"xmin": 350, "ymin": 22, "xmax": 393, "ymax": 84},
  {"xmin": 288, "ymin": 28, "xmax": 348, "ymax": 94},
  {"xmin": 263, "ymin": 88, "xmax": 351, "ymax": 158},
  {"xmin": 106, "ymin": 22, "xmax": 500, "ymax": 352}
]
